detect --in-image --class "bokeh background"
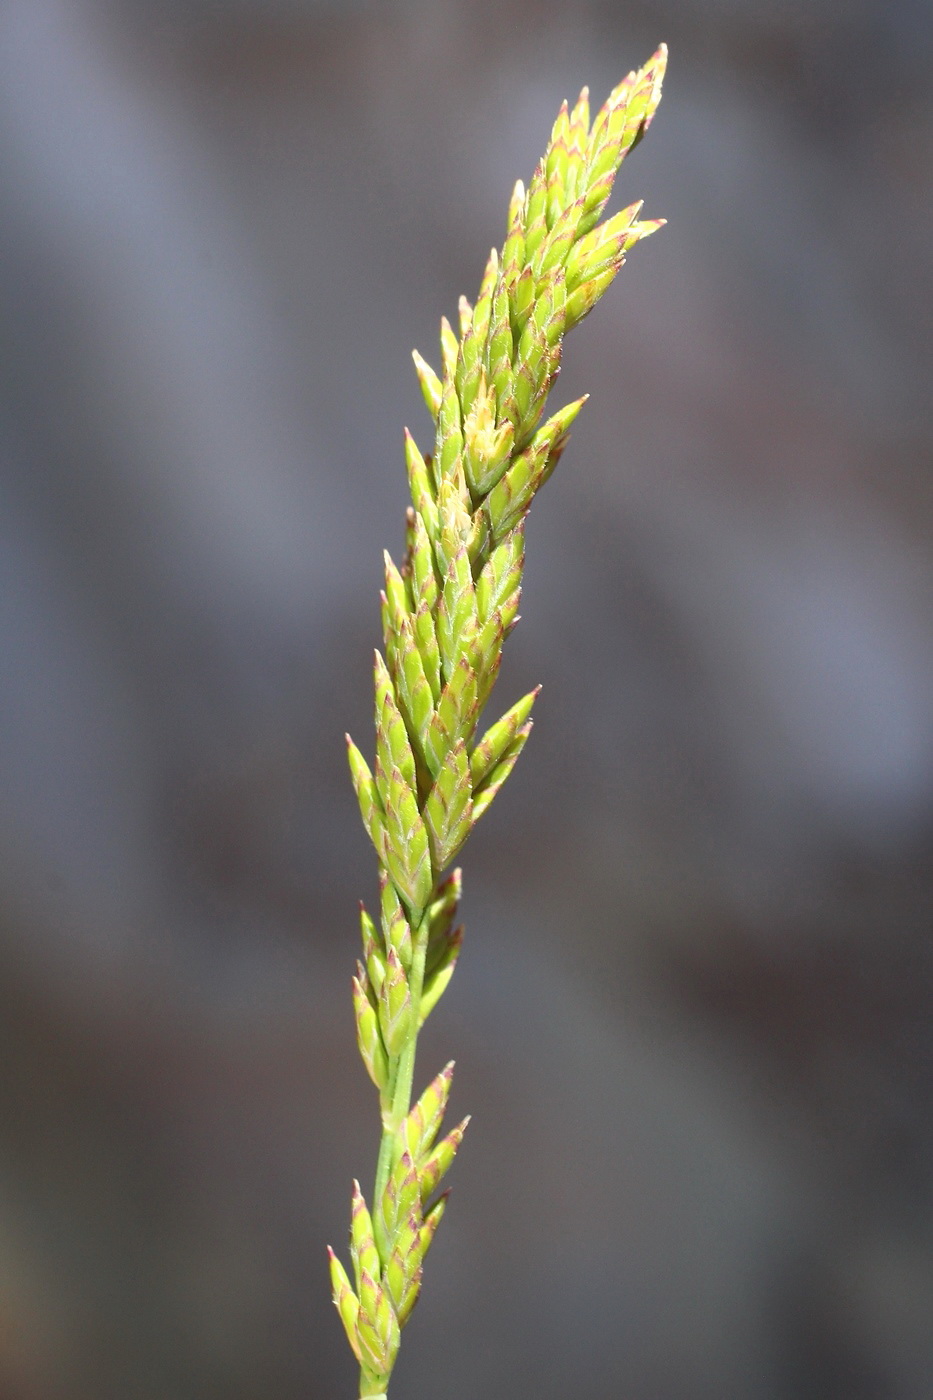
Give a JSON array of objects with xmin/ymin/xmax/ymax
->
[{"xmin": 1, "ymin": 0, "xmax": 932, "ymax": 1396}]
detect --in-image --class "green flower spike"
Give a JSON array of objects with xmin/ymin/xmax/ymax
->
[{"xmin": 329, "ymin": 44, "xmax": 667, "ymax": 1397}]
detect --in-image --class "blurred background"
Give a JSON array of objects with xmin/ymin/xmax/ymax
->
[{"xmin": 1, "ymin": 0, "xmax": 931, "ymax": 1396}]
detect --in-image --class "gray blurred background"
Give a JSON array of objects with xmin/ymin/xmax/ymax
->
[{"xmin": 1, "ymin": 0, "xmax": 932, "ymax": 1396}]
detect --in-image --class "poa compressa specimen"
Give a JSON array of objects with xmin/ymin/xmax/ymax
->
[{"xmin": 329, "ymin": 47, "xmax": 668, "ymax": 1400}]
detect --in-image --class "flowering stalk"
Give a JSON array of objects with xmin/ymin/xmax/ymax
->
[{"xmin": 330, "ymin": 47, "xmax": 667, "ymax": 1398}]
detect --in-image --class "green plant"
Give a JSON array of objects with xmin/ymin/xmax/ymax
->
[{"xmin": 329, "ymin": 47, "xmax": 667, "ymax": 1399}]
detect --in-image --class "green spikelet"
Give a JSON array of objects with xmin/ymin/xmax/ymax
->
[
  {"xmin": 463, "ymin": 371, "xmax": 515, "ymax": 498},
  {"xmin": 379, "ymin": 872, "xmax": 413, "ymax": 972},
  {"xmin": 485, "ymin": 395, "xmax": 588, "ymax": 541},
  {"xmin": 403, "ymin": 1062, "xmax": 455, "ymax": 1162},
  {"xmin": 411, "ymin": 349, "xmax": 442, "ymax": 419},
  {"xmin": 403, "ymin": 428, "xmax": 439, "ymax": 540},
  {"xmin": 472, "ymin": 721, "xmax": 533, "ymax": 822},
  {"xmin": 373, "ymin": 651, "xmax": 417, "ymax": 811},
  {"xmin": 377, "ymin": 947, "xmax": 412, "ymax": 1058},
  {"xmin": 419, "ymin": 922, "xmax": 462, "ymax": 1025},
  {"xmin": 328, "ymin": 1248, "xmax": 363, "ymax": 1364},
  {"xmin": 382, "ymin": 1210, "xmax": 423, "ymax": 1326},
  {"xmin": 359, "ymin": 904, "xmax": 387, "ymax": 995},
  {"xmin": 475, "ymin": 526, "xmax": 525, "ymax": 623},
  {"xmin": 378, "ymin": 766, "xmax": 433, "ymax": 918},
  {"xmin": 380, "ymin": 1150, "xmax": 420, "ymax": 1244},
  {"xmin": 501, "ymin": 180, "xmax": 526, "ymax": 301},
  {"xmin": 419, "ymin": 1118, "xmax": 470, "ymax": 1203},
  {"xmin": 356, "ymin": 1268, "xmax": 399, "ymax": 1378},
  {"xmin": 424, "ymin": 739, "xmax": 473, "ymax": 869},
  {"xmin": 350, "ymin": 1182, "xmax": 381, "ymax": 1289},
  {"xmin": 353, "ymin": 972, "xmax": 389, "ymax": 1094},
  {"xmin": 335, "ymin": 49, "xmax": 667, "ymax": 1398},
  {"xmin": 470, "ymin": 687, "xmax": 539, "ymax": 786},
  {"xmin": 419, "ymin": 1190, "xmax": 449, "ymax": 1257},
  {"xmin": 565, "ymin": 86, "xmax": 590, "ymax": 202},
  {"xmin": 346, "ymin": 735, "xmax": 385, "ymax": 857}
]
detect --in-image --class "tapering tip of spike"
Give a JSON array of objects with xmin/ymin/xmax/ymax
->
[{"xmin": 647, "ymin": 45, "xmax": 669, "ymax": 96}]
